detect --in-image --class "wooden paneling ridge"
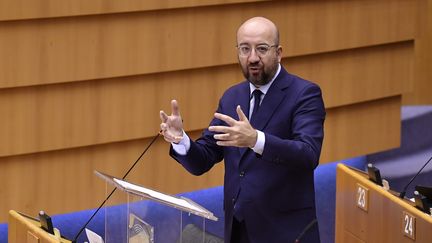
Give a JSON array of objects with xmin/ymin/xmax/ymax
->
[
  {"xmin": 0, "ymin": 0, "xmax": 267, "ymax": 21},
  {"xmin": 0, "ymin": 0, "xmax": 416, "ymax": 88}
]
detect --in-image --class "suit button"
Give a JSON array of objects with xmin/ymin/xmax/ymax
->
[{"xmin": 239, "ymin": 171, "xmax": 245, "ymax": 177}]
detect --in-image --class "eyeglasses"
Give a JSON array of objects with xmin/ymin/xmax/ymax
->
[{"xmin": 237, "ymin": 44, "xmax": 278, "ymax": 57}]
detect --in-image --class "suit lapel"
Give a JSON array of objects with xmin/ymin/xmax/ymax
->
[
  {"xmin": 237, "ymin": 82, "xmax": 251, "ymax": 119},
  {"xmin": 238, "ymin": 67, "xmax": 292, "ymax": 160},
  {"xmin": 250, "ymin": 68, "xmax": 291, "ymax": 130},
  {"xmin": 237, "ymin": 82, "xmax": 251, "ymax": 158}
]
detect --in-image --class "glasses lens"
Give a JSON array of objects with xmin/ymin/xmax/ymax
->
[
  {"xmin": 238, "ymin": 46, "xmax": 250, "ymax": 56},
  {"xmin": 256, "ymin": 45, "xmax": 270, "ymax": 55}
]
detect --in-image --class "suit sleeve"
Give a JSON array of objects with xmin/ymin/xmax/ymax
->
[
  {"xmin": 260, "ymin": 83, "xmax": 325, "ymax": 170},
  {"xmin": 169, "ymin": 103, "xmax": 225, "ymax": 176}
]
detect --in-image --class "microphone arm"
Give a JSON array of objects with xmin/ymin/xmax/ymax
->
[
  {"xmin": 73, "ymin": 132, "xmax": 161, "ymax": 242},
  {"xmin": 399, "ymin": 154, "xmax": 432, "ymax": 199},
  {"xmin": 294, "ymin": 218, "xmax": 317, "ymax": 243}
]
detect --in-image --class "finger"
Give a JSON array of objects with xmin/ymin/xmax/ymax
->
[
  {"xmin": 236, "ymin": 105, "xmax": 248, "ymax": 121},
  {"xmin": 160, "ymin": 130, "xmax": 173, "ymax": 142},
  {"xmin": 160, "ymin": 123, "xmax": 168, "ymax": 131},
  {"xmin": 216, "ymin": 140, "xmax": 236, "ymax": 147},
  {"xmin": 171, "ymin": 100, "xmax": 180, "ymax": 116},
  {"xmin": 214, "ymin": 133, "xmax": 231, "ymax": 141},
  {"xmin": 163, "ymin": 136, "xmax": 173, "ymax": 143},
  {"xmin": 214, "ymin": 113, "xmax": 236, "ymax": 126},
  {"xmin": 162, "ymin": 130, "xmax": 177, "ymax": 142},
  {"xmin": 162, "ymin": 127, "xmax": 183, "ymax": 141},
  {"xmin": 160, "ymin": 110, "xmax": 169, "ymax": 122},
  {"xmin": 163, "ymin": 135, "xmax": 179, "ymax": 143},
  {"xmin": 209, "ymin": 125, "xmax": 231, "ymax": 133}
]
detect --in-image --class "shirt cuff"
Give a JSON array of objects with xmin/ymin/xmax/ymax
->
[
  {"xmin": 251, "ymin": 130, "xmax": 265, "ymax": 155},
  {"xmin": 171, "ymin": 130, "xmax": 190, "ymax": 155}
]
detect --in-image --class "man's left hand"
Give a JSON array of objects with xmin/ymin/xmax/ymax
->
[{"xmin": 209, "ymin": 105, "xmax": 257, "ymax": 148}]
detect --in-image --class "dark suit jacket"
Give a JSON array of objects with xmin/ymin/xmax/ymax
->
[{"xmin": 170, "ymin": 67, "xmax": 325, "ymax": 243}]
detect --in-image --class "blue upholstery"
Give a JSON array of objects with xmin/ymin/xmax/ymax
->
[
  {"xmin": 0, "ymin": 157, "xmax": 365, "ymax": 243},
  {"xmin": 0, "ymin": 222, "xmax": 6, "ymax": 243}
]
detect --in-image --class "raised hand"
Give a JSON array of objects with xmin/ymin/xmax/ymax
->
[
  {"xmin": 159, "ymin": 100, "xmax": 184, "ymax": 143},
  {"xmin": 209, "ymin": 105, "xmax": 258, "ymax": 148}
]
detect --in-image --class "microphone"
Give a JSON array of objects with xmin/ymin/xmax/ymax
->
[
  {"xmin": 399, "ymin": 154, "xmax": 432, "ymax": 199},
  {"xmin": 72, "ymin": 132, "xmax": 161, "ymax": 242},
  {"xmin": 367, "ymin": 163, "xmax": 383, "ymax": 186},
  {"xmin": 39, "ymin": 210, "xmax": 54, "ymax": 235},
  {"xmin": 413, "ymin": 190, "xmax": 431, "ymax": 214}
]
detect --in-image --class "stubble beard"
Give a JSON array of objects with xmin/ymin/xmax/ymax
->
[{"xmin": 241, "ymin": 60, "xmax": 278, "ymax": 87}]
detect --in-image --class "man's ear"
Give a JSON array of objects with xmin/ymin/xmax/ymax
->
[{"xmin": 277, "ymin": 46, "xmax": 283, "ymax": 62}]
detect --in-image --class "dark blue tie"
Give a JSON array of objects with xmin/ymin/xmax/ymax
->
[{"xmin": 251, "ymin": 89, "xmax": 262, "ymax": 121}]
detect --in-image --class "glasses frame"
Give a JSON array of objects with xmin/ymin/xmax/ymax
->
[{"xmin": 236, "ymin": 44, "xmax": 279, "ymax": 57}]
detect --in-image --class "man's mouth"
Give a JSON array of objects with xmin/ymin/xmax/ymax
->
[{"xmin": 249, "ymin": 66, "xmax": 261, "ymax": 75}]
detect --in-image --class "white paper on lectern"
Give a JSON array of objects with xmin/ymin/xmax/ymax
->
[
  {"xmin": 85, "ymin": 228, "xmax": 104, "ymax": 243},
  {"xmin": 113, "ymin": 178, "xmax": 204, "ymax": 213}
]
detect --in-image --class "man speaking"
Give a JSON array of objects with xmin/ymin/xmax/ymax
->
[{"xmin": 160, "ymin": 17, "xmax": 325, "ymax": 243}]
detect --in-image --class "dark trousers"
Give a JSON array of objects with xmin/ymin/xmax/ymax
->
[{"xmin": 230, "ymin": 218, "xmax": 250, "ymax": 243}]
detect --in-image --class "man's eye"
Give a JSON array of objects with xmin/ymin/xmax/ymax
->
[
  {"xmin": 240, "ymin": 47, "xmax": 250, "ymax": 53},
  {"xmin": 256, "ymin": 46, "xmax": 269, "ymax": 53}
]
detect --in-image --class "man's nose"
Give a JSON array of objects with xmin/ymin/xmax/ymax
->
[{"xmin": 248, "ymin": 48, "xmax": 260, "ymax": 62}]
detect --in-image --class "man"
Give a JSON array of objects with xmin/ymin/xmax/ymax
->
[{"xmin": 160, "ymin": 17, "xmax": 325, "ymax": 243}]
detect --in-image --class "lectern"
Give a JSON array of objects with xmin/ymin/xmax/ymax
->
[
  {"xmin": 336, "ymin": 163, "xmax": 432, "ymax": 243},
  {"xmin": 95, "ymin": 171, "xmax": 218, "ymax": 243}
]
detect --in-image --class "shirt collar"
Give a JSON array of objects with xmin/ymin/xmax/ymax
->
[{"xmin": 249, "ymin": 63, "xmax": 281, "ymax": 96}]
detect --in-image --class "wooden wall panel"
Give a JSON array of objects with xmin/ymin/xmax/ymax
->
[
  {"xmin": 0, "ymin": 42, "xmax": 412, "ymax": 157},
  {"xmin": 0, "ymin": 0, "xmax": 416, "ymax": 88},
  {"xmin": 0, "ymin": 67, "xmax": 228, "ymax": 157},
  {"xmin": 403, "ymin": 0, "xmax": 432, "ymax": 104},
  {"xmin": 0, "ymin": 0, "xmax": 267, "ymax": 21},
  {"xmin": 0, "ymin": 42, "xmax": 413, "ymax": 156},
  {"xmin": 322, "ymin": 96, "xmax": 401, "ymax": 162},
  {"xmin": 285, "ymin": 42, "xmax": 412, "ymax": 108}
]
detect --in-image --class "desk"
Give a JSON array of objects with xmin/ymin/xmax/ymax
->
[
  {"xmin": 335, "ymin": 164, "xmax": 432, "ymax": 242},
  {"xmin": 8, "ymin": 210, "xmax": 71, "ymax": 243}
]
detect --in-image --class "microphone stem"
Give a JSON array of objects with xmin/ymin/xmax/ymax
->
[
  {"xmin": 73, "ymin": 132, "xmax": 160, "ymax": 242},
  {"xmin": 399, "ymin": 154, "xmax": 432, "ymax": 198},
  {"xmin": 121, "ymin": 132, "xmax": 161, "ymax": 180}
]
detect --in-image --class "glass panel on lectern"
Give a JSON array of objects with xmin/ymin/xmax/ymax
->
[
  {"xmin": 96, "ymin": 171, "xmax": 217, "ymax": 243},
  {"xmin": 103, "ymin": 180, "xmax": 129, "ymax": 243}
]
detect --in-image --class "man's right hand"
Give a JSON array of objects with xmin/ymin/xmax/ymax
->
[{"xmin": 159, "ymin": 100, "xmax": 184, "ymax": 143}]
